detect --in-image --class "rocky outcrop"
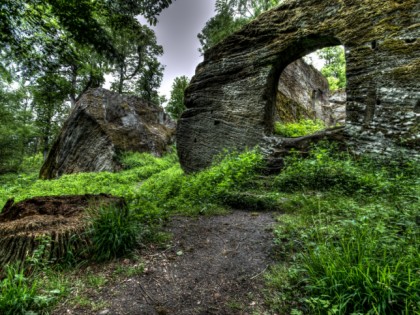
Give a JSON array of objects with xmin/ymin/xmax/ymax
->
[
  {"xmin": 177, "ymin": 0, "xmax": 419, "ymax": 172},
  {"xmin": 40, "ymin": 88, "xmax": 174, "ymax": 179},
  {"xmin": 276, "ymin": 59, "xmax": 331, "ymax": 123}
]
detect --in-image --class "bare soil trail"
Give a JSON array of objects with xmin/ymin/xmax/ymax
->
[{"xmin": 57, "ymin": 210, "xmax": 278, "ymax": 315}]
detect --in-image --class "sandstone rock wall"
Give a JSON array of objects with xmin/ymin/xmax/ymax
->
[
  {"xmin": 276, "ymin": 58, "xmax": 336, "ymax": 125},
  {"xmin": 40, "ymin": 88, "xmax": 174, "ymax": 179},
  {"xmin": 177, "ymin": 0, "xmax": 419, "ymax": 172}
]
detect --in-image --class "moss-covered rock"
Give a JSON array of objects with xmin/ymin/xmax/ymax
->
[
  {"xmin": 40, "ymin": 88, "xmax": 174, "ymax": 179},
  {"xmin": 177, "ymin": 0, "xmax": 419, "ymax": 172}
]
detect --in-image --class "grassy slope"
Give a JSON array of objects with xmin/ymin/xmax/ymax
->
[{"xmin": 0, "ymin": 146, "xmax": 419, "ymax": 314}]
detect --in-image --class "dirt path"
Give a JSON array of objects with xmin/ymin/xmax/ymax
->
[{"xmin": 59, "ymin": 211, "xmax": 278, "ymax": 315}]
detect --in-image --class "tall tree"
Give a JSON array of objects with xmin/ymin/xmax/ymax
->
[
  {"xmin": 0, "ymin": 79, "xmax": 36, "ymax": 173},
  {"xmin": 198, "ymin": 7, "xmax": 247, "ymax": 54},
  {"xmin": 31, "ymin": 75, "xmax": 71, "ymax": 160},
  {"xmin": 1, "ymin": 0, "xmax": 173, "ymax": 68},
  {"xmin": 216, "ymin": 0, "xmax": 282, "ymax": 18},
  {"xmin": 198, "ymin": 0, "xmax": 284, "ymax": 54},
  {"xmin": 166, "ymin": 76, "xmax": 190, "ymax": 120},
  {"xmin": 317, "ymin": 46, "xmax": 346, "ymax": 91},
  {"xmin": 110, "ymin": 21, "xmax": 163, "ymax": 95},
  {"xmin": 135, "ymin": 58, "xmax": 164, "ymax": 105}
]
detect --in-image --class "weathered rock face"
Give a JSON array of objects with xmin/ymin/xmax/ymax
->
[
  {"xmin": 276, "ymin": 58, "xmax": 335, "ymax": 125},
  {"xmin": 177, "ymin": 0, "xmax": 419, "ymax": 172},
  {"xmin": 40, "ymin": 88, "xmax": 174, "ymax": 179},
  {"xmin": 327, "ymin": 90, "xmax": 347, "ymax": 126}
]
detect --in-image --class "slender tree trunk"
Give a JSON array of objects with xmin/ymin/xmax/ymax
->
[
  {"xmin": 43, "ymin": 133, "xmax": 50, "ymax": 161},
  {"xmin": 118, "ymin": 63, "xmax": 124, "ymax": 94},
  {"xmin": 42, "ymin": 108, "xmax": 54, "ymax": 161},
  {"xmin": 70, "ymin": 65, "xmax": 78, "ymax": 108}
]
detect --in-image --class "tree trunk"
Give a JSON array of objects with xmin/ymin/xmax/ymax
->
[
  {"xmin": 0, "ymin": 195, "xmax": 126, "ymax": 267},
  {"xmin": 118, "ymin": 63, "xmax": 125, "ymax": 94},
  {"xmin": 70, "ymin": 65, "xmax": 78, "ymax": 108}
]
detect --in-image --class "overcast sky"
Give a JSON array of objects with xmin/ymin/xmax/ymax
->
[{"xmin": 147, "ymin": 0, "xmax": 217, "ymax": 101}]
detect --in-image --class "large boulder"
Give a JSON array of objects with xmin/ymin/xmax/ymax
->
[
  {"xmin": 276, "ymin": 58, "xmax": 334, "ymax": 125},
  {"xmin": 177, "ymin": 0, "xmax": 419, "ymax": 172},
  {"xmin": 40, "ymin": 88, "xmax": 174, "ymax": 179}
]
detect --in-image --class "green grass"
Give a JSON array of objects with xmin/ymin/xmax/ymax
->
[
  {"xmin": 0, "ymin": 151, "xmax": 178, "ymax": 208},
  {"xmin": 1, "ymin": 144, "xmax": 418, "ymax": 314},
  {"xmin": 0, "ymin": 263, "xmax": 67, "ymax": 315},
  {"xmin": 266, "ymin": 144, "xmax": 420, "ymax": 314},
  {"xmin": 274, "ymin": 119, "xmax": 327, "ymax": 137}
]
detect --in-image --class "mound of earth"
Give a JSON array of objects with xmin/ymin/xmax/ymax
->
[{"xmin": 0, "ymin": 194, "xmax": 125, "ymax": 267}]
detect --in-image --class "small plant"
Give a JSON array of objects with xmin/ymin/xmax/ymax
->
[
  {"xmin": 0, "ymin": 264, "xmax": 52, "ymax": 315},
  {"xmin": 26, "ymin": 235, "xmax": 53, "ymax": 270},
  {"xmin": 86, "ymin": 274, "xmax": 107, "ymax": 288},
  {"xmin": 86, "ymin": 205, "xmax": 142, "ymax": 262},
  {"xmin": 274, "ymin": 119, "xmax": 326, "ymax": 137},
  {"xmin": 114, "ymin": 263, "xmax": 145, "ymax": 277}
]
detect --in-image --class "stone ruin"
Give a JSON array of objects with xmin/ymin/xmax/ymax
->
[
  {"xmin": 177, "ymin": 0, "xmax": 419, "ymax": 172},
  {"xmin": 40, "ymin": 88, "xmax": 174, "ymax": 179}
]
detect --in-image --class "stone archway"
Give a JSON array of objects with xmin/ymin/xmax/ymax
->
[{"xmin": 177, "ymin": 0, "xmax": 419, "ymax": 172}]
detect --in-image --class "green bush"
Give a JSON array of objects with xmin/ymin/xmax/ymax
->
[
  {"xmin": 86, "ymin": 205, "xmax": 142, "ymax": 262},
  {"xmin": 274, "ymin": 143, "xmax": 408, "ymax": 195},
  {"xmin": 274, "ymin": 119, "xmax": 326, "ymax": 137},
  {"xmin": 134, "ymin": 149, "xmax": 264, "ymax": 217}
]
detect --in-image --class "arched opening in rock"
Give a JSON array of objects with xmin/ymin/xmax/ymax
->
[{"xmin": 268, "ymin": 38, "xmax": 347, "ymax": 138}]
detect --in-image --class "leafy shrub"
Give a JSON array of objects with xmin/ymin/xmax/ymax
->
[
  {"xmin": 176, "ymin": 149, "xmax": 264, "ymax": 210},
  {"xmin": 274, "ymin": 119, "xmax": 326, "ymax": 137},
  {"xmin": 274, "ymin": 143, "xmax": 405, "ymax": 195},
  {"xmin": 119, "ymin": 151, "xmax": 177, "ymax": 170},
  {"xmin": 302, "ymin": 222, "xmax": 420, "ymax": 314},
  {"xmin": 134, "ymin": 149, "xmax": 264, "ymax": 217},
  {"xmin": 86, "ymin": 205, "xmax": 142, "ymax": 262},
  {"xmin": 0, "ymin": 264, "xmax": 53, "ymax": 315},
  {"xmin": 19, "ymin": 154, "xmax": 44, "ymax": 173}
]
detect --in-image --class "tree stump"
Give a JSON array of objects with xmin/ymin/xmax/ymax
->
[
  {"xmin": 261, "ymin": 126, "xmax": 348, "ymax": 172},
  {"xmin": 0, "ymin": 194, "xmax": 126, "ymax": 267}
]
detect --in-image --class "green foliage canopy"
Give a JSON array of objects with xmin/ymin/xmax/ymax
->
[
  {"xmin": 317, "ymin": 46, "xmax": 346, "ymax": 91},
  {"xmin": 198, "ymin": 0, "xmax": 284, "ymax": 53},
  {"xmin": 0, "ymin": 0, "xmax": 171, "ymax": 166},
  {"xmin": 1, "ymin": 0, "xmax": 172, "ymax": 66},
  {"xmin": 165, "ymin": 76, "xmax": 190, "ymax": 120}
]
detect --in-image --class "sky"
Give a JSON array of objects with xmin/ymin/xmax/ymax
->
[{"xmin": 147, "ymin": 0, "xmax": 217, "ymax": 101}]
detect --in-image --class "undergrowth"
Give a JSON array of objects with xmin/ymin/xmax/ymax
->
[
  {"xmin": 266, "ymin": 144, "xmax": 420, "ymax": 314},
  {"xmin": 274, "ymin": 119, "xmax": 326, "ymax": 137},
  {"xmin": 1, "ymin": 144, "xmax": 418, "ymax": 314},
  {"xmin": 0, "ymin": 149, "xmax": 264, "ymax": 313}
]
